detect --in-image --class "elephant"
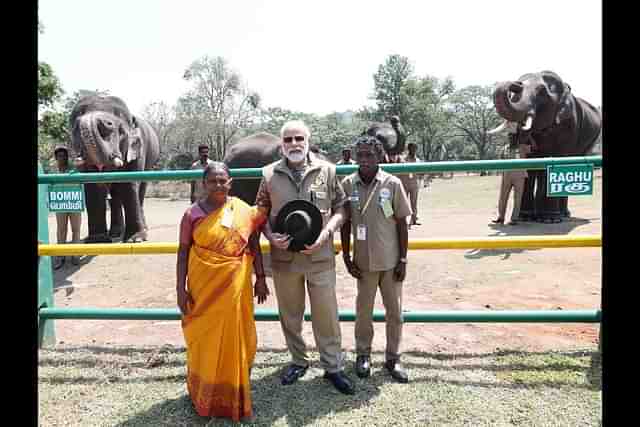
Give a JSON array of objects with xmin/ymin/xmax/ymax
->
[
  {"xmin": 361, "ymin": 115, "xmax": 406, "ymax": 161},
  {"xmin": 223, "ymin": 132, "xmax": 283, "ymax": 205},
  {"xmin": 70, "ymin": 95, "xmax": 160, "ymax": 242},
  {"xmin": 489, "ymin": 71, "xmax": 602, "ymax": 223}
]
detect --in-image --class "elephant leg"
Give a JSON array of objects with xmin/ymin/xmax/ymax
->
[
  {"xmin": 534, "ymin": 173, "xmax": 563, "ymax": 223},
  {"xmin": 115, "ymin": 182, "xmax": 146, "ymax": 242},
  {"xmin": 518, "ymin": 172, "xmax": 536, "ymax": 221},
  {"xmin": 84, "ymin": 182, "xmax": 110, "ymax": 243},
  {"xmin": 533, "ymin": 170, "xmax": 548, "ymax": 222},
  {"xmin": 138, "ymin": 181, "xmax": 149, "ymax": 230},
  {"xmin": 559, "ymin": 196, "xmax": 571, "ymax": 218},
  {"xmin": 108, "ymin": 188, "xmax": 124, "ymax": 239}
]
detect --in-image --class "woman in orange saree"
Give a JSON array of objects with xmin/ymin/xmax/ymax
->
[{"xmin": 176, "ymin": 162, "xmax": 268, "ymax": 422}]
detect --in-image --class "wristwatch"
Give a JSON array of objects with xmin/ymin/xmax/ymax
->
[{"xmin": 398, "ymin": 257, "xmax": 408, "ymax": 264}]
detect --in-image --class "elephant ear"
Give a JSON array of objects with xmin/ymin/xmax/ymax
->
[
  {"xmin": 126, "ymin": 116, "xmax": 143, "ymax": 164},
  {"xmin": 555, "ymin": 84, "xmax": 573, "ymax": 125}
]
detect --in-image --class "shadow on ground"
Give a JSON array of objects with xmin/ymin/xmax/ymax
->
[{"xmin": 465, "ymin": 217, "xmax": 593, "ymax": 260}]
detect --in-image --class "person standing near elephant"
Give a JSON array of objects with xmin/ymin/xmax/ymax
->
[
  {"xmin": 177, "ymin": 162, "xmax": 269, "ymax": 422},
  {"xmin": 190, "ymin": 144, "xmax": 215, "ymax": 204},
  {"xmin": 254, "ymin": 120, "xmax": 356, "ymax": 395},
  {"xmin": 52, "ymin": 146, "xmax": 81, "ymax": 269},
  {"xmin": 337, "ymin": 147, "xmax": 356, "ymax": 165},
  {"xmin": 491, "ymin": 137, "xmax": 531, "ymax": 226},
  {"xmin": 340, "ymin": 135, "xmax": 411, "ymax": 383},
  {"xmin": 402, "ymin": 142, "xmax": 424, "ymax": 227}
]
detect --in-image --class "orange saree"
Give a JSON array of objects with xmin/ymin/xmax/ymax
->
[{"xmin": 181, "ymin": 197, "xmax": 265, "ymax": 421}]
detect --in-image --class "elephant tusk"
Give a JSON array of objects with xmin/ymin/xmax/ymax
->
[
  {"xmin": 487, "ymin": 120, "xmax": 508, "ymax": 134},
  {"xmin": 113, "ymin": 157, "xmax": 124, "ymax": 168},
  {"xmin": 521, "ymin": 116, "xmax": 533, "ymax": 131}
]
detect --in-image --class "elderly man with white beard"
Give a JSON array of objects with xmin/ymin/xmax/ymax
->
[{"xmin": 254, "ymin": 120, "xmax": 355, "ymax": 395}]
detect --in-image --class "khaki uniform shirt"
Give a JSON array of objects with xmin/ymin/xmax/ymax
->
[
  {"xmin": 400, "ymin": 154, "xmax": 423, "ymax": 190},
  {"xmin": 255, "ymin": 153, "xmax": 346, "ymax": 273},
  {"xmin": 191, "ymin": 159, "xmax": 215, "ymax": 199},
  {"xmin": 342, "ymin": 169, "xmax": 412, "ymax": 272},
  {"xmin": 500, "ymin": 145, "xmax": 529, "ymax": 179},
  {"xmin": 336, "ymin": 159, "xmax": 356, "ymax": 165}
]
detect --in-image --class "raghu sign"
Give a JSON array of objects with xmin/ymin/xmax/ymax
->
[
  {"xmin": 547, "ymin": 164, "xmax": 593, "ymax": 197},
  {"xmin": 48, "ymin": 184, "xmax": 85, "ymax": 212}
]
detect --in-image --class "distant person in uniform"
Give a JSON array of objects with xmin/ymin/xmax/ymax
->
[
  {"xmin": 52, "ymin": 145, "xmax": 82, "ymax": 269},
  {"xmin": 402, "ymin": 142, "xmax": 424, "ymax": 227},
  {"xmin": 340, "ymin": 135, "xmax": 412, "ymax": 384},
  {"xmin": 190, "ymin": 144, "xmax": 215, "ymax": 203},
  {"xmin": 491, "ymin": 138, "xmax": 531, "ymax": 226},
  {"xmin": 336, "ymin": 147, "xmax": 356, "ymax": 165}
]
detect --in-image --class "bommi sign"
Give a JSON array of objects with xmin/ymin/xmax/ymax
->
[
  {"xmin": 546, "ymin": 164, "xmax": 594, "ymax": 197},
  {"xmin": 48, "ymin": 184, "xmax": 85, "ymax": 212}
]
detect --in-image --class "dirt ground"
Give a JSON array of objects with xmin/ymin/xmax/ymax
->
[{"xmin": 45, "ymin": 170, "xmax": 602, "ymax": 356}]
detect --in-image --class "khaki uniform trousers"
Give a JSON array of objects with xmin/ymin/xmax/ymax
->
[
  {"xmin": 406, "ymin": 182, "xmax": 419, "ymax": 224},
  {"xmin": 272, "ymin": 269, "xmax": 344, "ymax": 373},
  {"xmin": 498, "ymin": 171, "xmax": 526, "ymax": 222},
  {"xmin": 56, "ymin": 212, "xmax": 82, "ymax": 244},
  {"xmin": 355, "ymin": 269, "xmax": 403, "ymax": 362}
]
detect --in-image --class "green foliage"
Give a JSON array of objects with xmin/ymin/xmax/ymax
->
[
  {"xmin": 372, "ymin": 54, "xmax": 414, "ymax": 123},
  {"xmin": 178, "ymin": 55, "xmax": 261, "ymax": 161},
  {"xmin": 449, "ymin": 85, "xmax": 507, "ymax": 160},
  {"xmin": 38, "ymin": 62, "xmax": 64, "ymax": 108}
]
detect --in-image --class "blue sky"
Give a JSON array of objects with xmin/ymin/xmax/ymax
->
[{"xmin": 38, "ymin": 0, "xmax": 602, "ymax": 117}]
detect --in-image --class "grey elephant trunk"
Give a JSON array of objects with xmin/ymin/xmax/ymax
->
[
  {"xmin": 79, "ymin": 115, "xmax": 101, "ymax": 167},
  {"xmin": 78, "ymin": 112, "xmax": 124, "ymax": 169},
  {"xmin": 494, "ymin": 81, "xmax": 530, "ymax": 123}
]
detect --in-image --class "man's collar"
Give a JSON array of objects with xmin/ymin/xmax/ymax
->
[{"xmin": 355, "ymin": 167, "xmax": 384, "ymax": 184}]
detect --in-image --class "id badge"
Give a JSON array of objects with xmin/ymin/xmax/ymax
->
[
  {"xmin": 382, "ymin": 200, "xmax": 394, "ymax": 218},
  {"xmin": 356, "ymin": 224, "xmax": 367, "ymax": 240},
  {"xmin": 221, "ymin": 208, "xmax": 233, "ymax": 228}
]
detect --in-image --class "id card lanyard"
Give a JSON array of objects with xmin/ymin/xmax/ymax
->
[{"xmin": 356, "ymin": 179, "xmax": 379, "ymax": 241}]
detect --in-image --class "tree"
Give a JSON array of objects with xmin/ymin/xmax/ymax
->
[
  {"xmin": 181, "ymin": 55, "xmax": 261, "ymax": 160},
  {"xmin": 372, "ymin": 54, "xmax": 414, "ymax": 125},
  {"xmin": 449, "ymin": 85, "xmax": 507, "ymax": 165},
  {"xmin": 403, "ymin": 75, "xmax": 456, "ymax": 161},
  {"xmin": 140, "ymin": 101, "xmax": 178, "ymax": 168},
  {"xmin": 38, "ymin": 20, "xmax": 66, "ymax": 170}
]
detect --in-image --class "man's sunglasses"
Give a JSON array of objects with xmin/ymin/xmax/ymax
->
[{"xmin": 283, "ymin": 136, "xmax": 305, "ymax": 143}]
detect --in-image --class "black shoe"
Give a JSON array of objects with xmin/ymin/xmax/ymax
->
[
  {"xmin": 491, "ymin": 218, "xmax": 504, "ymax": 224},
  {"xmin": 323, "ymin": 371, "xmax": 355, "ymax": 394},
  {"xmin": 355, "ymin": 355, "xmax": 371, "ymax": 378},
  {"xmin": 384, "ymin": 360, "xmax": 409, "ymax": 384},
  {"xmin": 281, "ymin": 364, "xmax": 308, "ymax": 385}
]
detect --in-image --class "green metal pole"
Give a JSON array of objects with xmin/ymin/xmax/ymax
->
[
  {"xmin": 37, "ymin": 156, "xmax": 603, "ymax": 183},
  {"xmin": 39, "ymin": 307, "xmax": 601, "ymax": 323},
  {"xmin": 37, "ymin": 162, "xmax": 55, "ymax": 347}
]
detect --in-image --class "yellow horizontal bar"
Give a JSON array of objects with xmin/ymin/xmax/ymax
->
[{"xmin": 38, "ymin": 235, "xmax": 601, "ymax": 256}]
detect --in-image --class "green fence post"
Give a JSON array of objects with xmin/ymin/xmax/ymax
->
[{"xmin": 38, "ymin": 162, "xmax": 55, "ymax": 347}]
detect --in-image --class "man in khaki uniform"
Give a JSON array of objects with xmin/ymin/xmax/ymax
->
[
  {"xmin": 190, "ymin": 144, "xmax": 215, "ymax": 203},
  {"xmin": 491, "ymin": 139, "xmax": 531, "ymax": 226},
  {"xmin": 336, "ymin": 147, "xmax": 356, "ymax": 165},
  {"xmin": 401, "ymin": 142, "xmax": 424, "ymax": 227},
  {"xmin": 340, "ymin": 135, "xmax": 412, "ymax": 383},
  {"xmin": 255, "ymin": 120, "xmax": 355, "ymax": 395}
]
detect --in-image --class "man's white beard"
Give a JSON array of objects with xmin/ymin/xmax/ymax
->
[{"xmin": 284, "ymin": 147, "xmax": 308, "ymax": 163}]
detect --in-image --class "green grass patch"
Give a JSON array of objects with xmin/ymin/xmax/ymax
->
[{"xmin": 39, "ymin": 345, "xmax": 601, "ymax": 426}]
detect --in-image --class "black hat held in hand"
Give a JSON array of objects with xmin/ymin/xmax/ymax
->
[{"xmin": 274, "ymin": 199, "xmax": 323, "ymax": 252}]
